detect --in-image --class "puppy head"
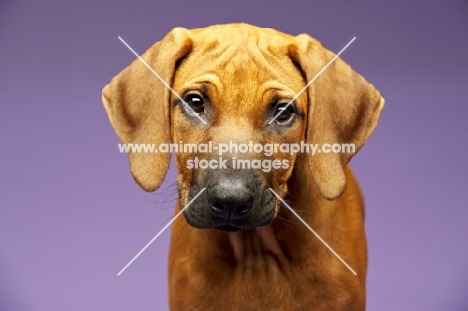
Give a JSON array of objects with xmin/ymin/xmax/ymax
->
[{"xmin": 102, "ymin": 24, "xmax": 384, "ymax": 231}]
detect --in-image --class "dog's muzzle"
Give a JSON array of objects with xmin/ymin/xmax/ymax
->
[{"xmin": 182, "ymin": 169, "xmax": 276, "ymax": 231}]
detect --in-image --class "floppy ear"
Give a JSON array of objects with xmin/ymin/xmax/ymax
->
[
  {"xmin": 290, "ymin": 34, "xmax": 384, "ymax": 200},
  {"xmin": 102, "ymin": 28, "xmax": 192, "ymax": 192}
]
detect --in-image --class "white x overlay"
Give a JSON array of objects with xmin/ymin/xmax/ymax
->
[{"xmin": 114, "ymin": 35, "xmax": 358, "ymax": 277}]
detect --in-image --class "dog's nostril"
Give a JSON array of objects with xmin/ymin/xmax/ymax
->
[
  {"xmin": 209, "ymin": 200, "xmax": 252, "ymax": 217},
  {"xmin": 235, "ymin": 203, "xmax": 251, "ymax": 215},
  {"xmin": 211, "ymin": 201, "xmax": 225, "ymax": 212}
]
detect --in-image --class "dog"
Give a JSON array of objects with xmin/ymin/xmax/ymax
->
[{"xmin": 103, "ymin": 23, "xmax": 384, "ymax": 310}]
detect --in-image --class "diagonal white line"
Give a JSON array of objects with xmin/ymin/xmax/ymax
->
[
  {"xmin": 117, "ymin": 36, "xmax": 207, "ymax": 125},
  {"xmin": 268, "ymin": 188, "xmax": 357, "ymax": 275},
  {"xmin": 268, "ymin": 37, "xmax": 356, "ymax": 124},
  {"xmin": 117, "ymin": 188, "xmax": 206, "ymax": 276}
]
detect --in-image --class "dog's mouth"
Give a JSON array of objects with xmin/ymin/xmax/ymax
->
[
  {"xmin": 184, "ymin": 205, "xmax": 276, "ymax": 232},
  {"xmin": 216, "ymin": 225, "xmax": 240, "ymax": 232}
]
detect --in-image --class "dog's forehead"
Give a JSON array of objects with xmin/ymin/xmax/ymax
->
[
  {"xmin": 173, "ymin": 24, "xmax": 306, "ymax": 108},
  {"xmin": 185, "ymin": 24, "xmax": 295, "ymax": 71}
]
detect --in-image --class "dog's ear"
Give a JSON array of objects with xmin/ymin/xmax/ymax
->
[
  {"xmin": 102, "ymin": 28, "xmax": 192, "ymax": 192},
  {"xmin": 289, "ymin": 35, "xmax": 384, "ymax": 200}
]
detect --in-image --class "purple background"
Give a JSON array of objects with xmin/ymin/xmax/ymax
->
[{"xmin": 1, "ymin": 0, "xmax": 467, "ymax": 310}]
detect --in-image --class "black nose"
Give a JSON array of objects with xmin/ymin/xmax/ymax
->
[{"xmin": 207, "ymin": 177, "xmax": 254, "ymax": 221}]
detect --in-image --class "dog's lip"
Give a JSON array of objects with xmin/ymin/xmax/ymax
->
[
  {"xmin": 214, "ymin": 211, "xmax": 275, "ymax": 231},
  {"xmin": 215, "ymin": 225, "xmax": 240, "ymax": 232},
  {"xmin": 183, "ymin": 203, "xmax": 276, "ymax": 231}
]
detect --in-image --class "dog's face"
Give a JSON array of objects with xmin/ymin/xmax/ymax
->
[
  {"xmin": 170, "ymin": 27, "xmax": 307, "ymax": 230},
  {"xmin": 102, "ymin": 24, "xmax": 384, "ymax": 231}
]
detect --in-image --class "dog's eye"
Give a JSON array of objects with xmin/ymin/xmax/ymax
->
[
  {"xmin": 275, "ymin": 103, "xmax": 294, "ymax": 123},
  {"xmin": 184, "ymin": 94, "xmax": 205, "ymax": 114}
]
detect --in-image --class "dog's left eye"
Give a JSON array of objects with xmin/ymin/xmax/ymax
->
[
  {"xmin": 184, "ymin": 94, "xmax": 205, "ymax": 114},
  {"xmin": 274, "ymin": 103, "xmax": 294, "ymax": 123}
]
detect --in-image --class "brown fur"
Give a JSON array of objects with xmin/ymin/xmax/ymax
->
[{"xmin": 103, "ymin": 23, "xmax": 384, "ymax": 310}]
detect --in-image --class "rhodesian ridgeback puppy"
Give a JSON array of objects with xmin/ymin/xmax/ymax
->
[{"xmin": 103, "ymin": 23, "xmax": 384, "ymax": 310}]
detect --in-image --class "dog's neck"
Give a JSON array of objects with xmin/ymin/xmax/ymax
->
[{"xmin": 228, "ymin": 226, "xmax": 290, "ymax": 265}]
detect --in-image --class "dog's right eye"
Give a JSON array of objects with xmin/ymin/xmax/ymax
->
[{"xmin": 184, "ymin": 94, "xmax": 205, "ymax": 114}]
